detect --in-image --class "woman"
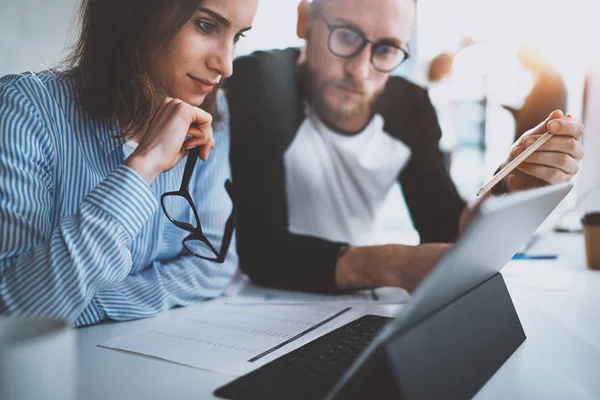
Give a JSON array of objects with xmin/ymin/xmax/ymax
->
[{"xmin": 0, "ymin": 0, "xmax": 257, "ymax": 326}]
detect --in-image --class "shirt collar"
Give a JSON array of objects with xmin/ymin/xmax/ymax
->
[{"xmin": 91, "ymin": 116, "xmax": 126, "ymax": 156}]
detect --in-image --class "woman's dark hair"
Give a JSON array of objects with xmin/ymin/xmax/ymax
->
[{"xmin": 63, "ymin": 0, "xmax": 220, "ymax": 137}]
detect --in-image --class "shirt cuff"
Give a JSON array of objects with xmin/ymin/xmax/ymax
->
[{"xmin": 85, "ymin": 165, "xmax": 158, "ymax": 240}]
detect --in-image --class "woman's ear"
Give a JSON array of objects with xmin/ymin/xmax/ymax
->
[{"xmin": 297, "ymin": 0, "xmax": 311, "ymax": 39}]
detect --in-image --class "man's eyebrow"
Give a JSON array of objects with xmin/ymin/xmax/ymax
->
[
  {"xmin": 336, "ymin": 17, "xmax": 406, "ymax": 47},
  {"xmin": 197, "ymin": 7, "xmax": 231, "ymax": 28}
]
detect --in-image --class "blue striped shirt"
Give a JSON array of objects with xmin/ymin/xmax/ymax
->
[{"xmin": 0, "ymin": 71, "xmax": 237, "ymax": 327}]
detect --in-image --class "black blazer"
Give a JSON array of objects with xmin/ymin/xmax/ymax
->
[{"xmin": 226, "ymin": 48, "xmax": 466, "ymax": 293}]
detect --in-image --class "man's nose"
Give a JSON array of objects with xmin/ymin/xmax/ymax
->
[{"xmin": 344, "ymin": 45, "xmax": 372, "ymax": 83}]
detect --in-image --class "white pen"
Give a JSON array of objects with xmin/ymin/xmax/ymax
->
[{"xmin": 478, "ymin": 115, "xmax": 572, "ymax": 197}]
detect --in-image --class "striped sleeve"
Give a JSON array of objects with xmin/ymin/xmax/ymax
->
[
  {"xmin": 92, "ymin": 250, "xmax": 238, "ymax": 322},
  {"xmin": 90, "ymin": 95, "xmax": 238, "ymax": 324},
  {"xmin": 0, "ymin": 83, "xmax": 158, "ymax": 324}
]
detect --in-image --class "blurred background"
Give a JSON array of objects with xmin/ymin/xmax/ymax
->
[{"xmin": 2, "ymin": 0, "xmax": 599, "ymax": 240}]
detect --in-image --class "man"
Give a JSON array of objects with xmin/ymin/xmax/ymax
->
[
  {"xmin": 226, "ymin": 0, "xmax": 584, "ymax": 293},
  {"xmin": 503, "ymin": 43, "xmax": 568, "ymax": 142}
]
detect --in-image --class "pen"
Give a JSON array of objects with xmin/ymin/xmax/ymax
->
[
  {"xmin": 512, "ymin": 253, "xmax": 558, "ymax": 260},
  {"xmin": 478, "ymin": 115, "xmax": 572, "ymax": 197}
]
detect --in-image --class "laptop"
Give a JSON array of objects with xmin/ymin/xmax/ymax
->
[{"xmin": 214, "ymin": 183, "xmax": 572, "ymax": 400}]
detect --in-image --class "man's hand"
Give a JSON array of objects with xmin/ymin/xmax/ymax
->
[
  {"xmin": 501, "ymin": 110, "xmax": 584, "ymax": 193},
  {"xmin": 393, "ymin": 244, "xmax": 453, "ymax": 292},
  {"xmin": 335, "ymin": 243, "xmax": 452, "ymax": 293}
]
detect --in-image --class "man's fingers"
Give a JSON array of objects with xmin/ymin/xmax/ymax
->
[
  {"xmin": 546, "ymin": 115, "xmax": 584, "ymax": 140},
  {"xmin": 519, "ymin": 111, "xmax": 583, "ymax": 145},
  {"xmin": 522, "ymin": 109, "xmax": 564, "ymax": 138},
  {"xmin": 516, "ymin": 151, "xmax": 579, "ymax": 175},
  {"xmin": 521, "ymin": 135, "xmax": 583, "ymax": 159},
  {"xmin": 520, "ymin": 113, "xmax": 582, "ymax": 143},
  {"xmin": 516, "ymin": 162, "xmax": 571, "ymax": 184}
]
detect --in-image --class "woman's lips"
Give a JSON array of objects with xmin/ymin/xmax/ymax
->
[{"xmin": 188, "ymin": 75, "xmax": 217, "ymax": 94}]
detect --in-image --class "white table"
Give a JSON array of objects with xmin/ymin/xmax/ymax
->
[{"xmin": 76, "ymin": 232, "xmax": 600, "ymax": 400}]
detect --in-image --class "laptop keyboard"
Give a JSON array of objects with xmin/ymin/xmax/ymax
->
[{"xmin": 214, "ymin": 314, "xmax": 392, "ymax": 400}]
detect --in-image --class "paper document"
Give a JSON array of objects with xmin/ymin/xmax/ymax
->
[
  {"xmin": 225, "ymin": 275, "xmax": 411, "ymax": 305},
  {"xmin": 502, "ymin": 259, "xmax": 575, "ymax": 290},
  {"xmin": 100, "ymin": 304, "xmax": 352, "ymax": 376}
]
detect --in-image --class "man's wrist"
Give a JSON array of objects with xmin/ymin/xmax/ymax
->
[
  {"xmin": 334, "ymin": 245, "xmax": 397, "ymax": 290},
  {"xmin": 336, "ymin": 245, "xmax": 350, "ymax": 262},
  {"xmin": 335, "ymin": 245, "xmax": 357, "ymax": 290}
]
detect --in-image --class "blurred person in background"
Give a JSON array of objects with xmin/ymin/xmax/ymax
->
[
  {"xmin": 427, "ymin": 51, "xmax": 458, "ymax": 169},
  {"xmin": 503, "ymin": 43, "xmax": 568, "ymax": 142}
]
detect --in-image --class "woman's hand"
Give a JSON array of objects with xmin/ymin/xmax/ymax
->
[{"xmin": 124, "ymin": 97, "xmax": 215, "ymax": 184}]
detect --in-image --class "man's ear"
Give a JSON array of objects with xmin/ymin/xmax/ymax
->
[{"xmin": 297, "ymin": 0, "xmax": 311, "ymax": 39}]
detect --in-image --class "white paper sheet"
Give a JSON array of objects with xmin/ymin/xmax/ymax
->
[
  {"xmin": 225, "ymin": 276, "xmax": 411, "ymax": 305},
  {"xmin": 502, "ymin": 259, "xmax": 576, "ymax": 290},
  {"xmin": 99, "ymin": 304, "xmax": 352, "ymax": 376}
]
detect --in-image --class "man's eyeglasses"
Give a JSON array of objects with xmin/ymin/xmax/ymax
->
[
  {"xmin": 319, "ymin": 13, "xmax": 410, "ymax": 73},
  {"xmin": 161, "ymin": 146, "xmax": 236, "ymax": 263}
]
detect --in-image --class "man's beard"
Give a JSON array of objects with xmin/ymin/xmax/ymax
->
[{"xmin": 300, "ymin": 63, "xmax": 381, "ymax": 130}]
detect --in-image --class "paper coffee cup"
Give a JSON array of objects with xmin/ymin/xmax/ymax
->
[
  {"xmin": 582, "ymin": 212, "xmax": 600, "ymax": 270},
  {"xmin": 0, "ymin": 317, "xmax": 76, "ymax": 400}
]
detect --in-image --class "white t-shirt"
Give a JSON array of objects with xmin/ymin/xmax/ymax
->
[{"xmin": 284, "ymin": 104, "xmax": 418, "ymax": 246}]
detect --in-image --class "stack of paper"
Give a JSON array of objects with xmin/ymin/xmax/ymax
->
[
  {"xmin": 225, "ymin": 275, "xmax": 411, "ymax": 305},
  {"xmin": 100, "ymin": 304, "xmax": 354, "ymax": 376}
]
